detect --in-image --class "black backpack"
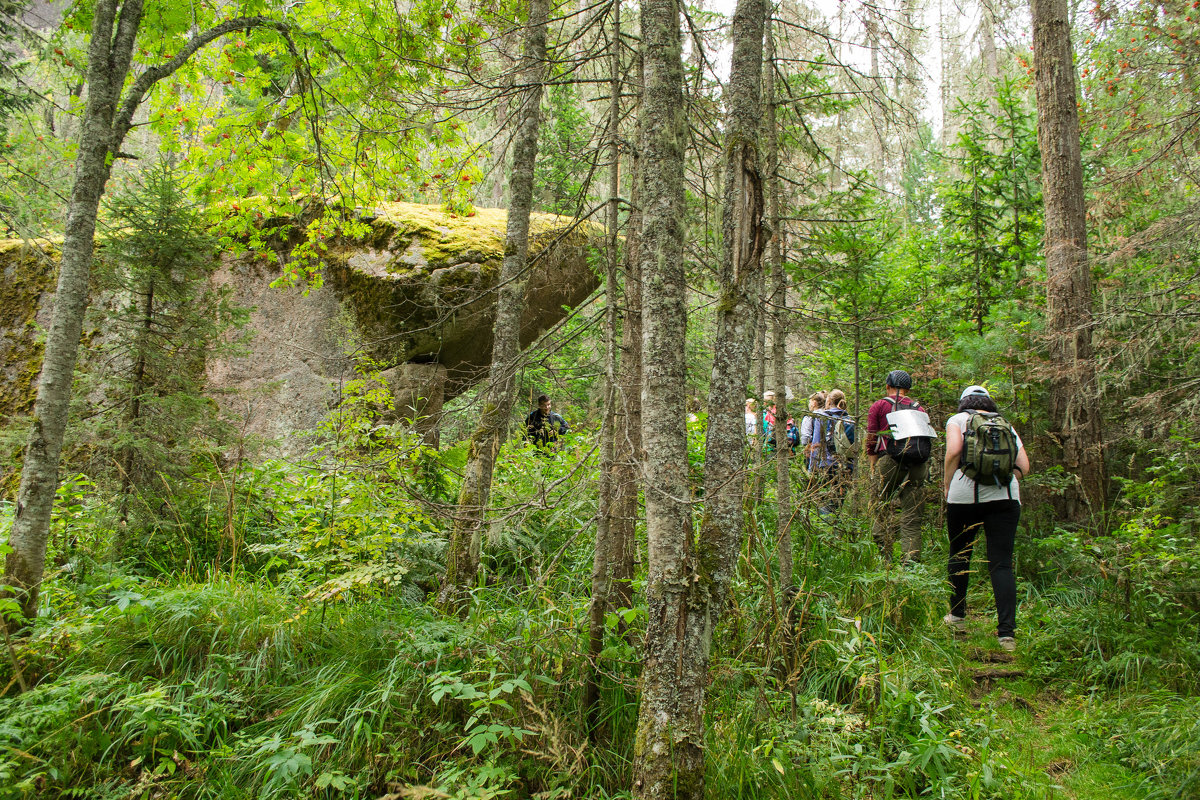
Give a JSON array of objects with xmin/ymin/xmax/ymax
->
[{"xmin": 883, "ymin": 396, "xmax": 932, "ymax": 466}]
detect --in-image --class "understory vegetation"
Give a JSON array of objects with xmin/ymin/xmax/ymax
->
[{"xmin": 1, "ymin": 419, "xmax": 1197, "ymax": 798}]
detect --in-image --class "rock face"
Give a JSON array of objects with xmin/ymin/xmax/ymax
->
[
  {"xmin": 322, "ymin": 202, "xmax": 598, "ymax": 398},
  {"xmin": 0, "ymin": 204, "xmax": 600, "ymax": 451},
  {"xmin": 0, "ymin": 241, "xmax": 56, "ymax": 422}
]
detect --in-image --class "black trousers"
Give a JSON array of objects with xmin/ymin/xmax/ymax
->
[{"xmin": 947, "ymin": 500, "xmax": 1021, "ymax": 638}]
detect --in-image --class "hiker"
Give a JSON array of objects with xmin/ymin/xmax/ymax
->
[
  {"xmin": 745, "ymin": 398, "xmax": 758, "ymax": 438},
  {"xmin": 942, "ymin": 385, "xmax": 1031, "ymax": 653},
  {"xmin": 799, "ymin": 391, "xmax": 828, "ymax": 472},
  {"xmin": 821, "ymin": 389, "xmax": 856, "ymax": 510},
  {"xmin": 525, "ymin": 394, "xmax": 569, "ymax": 448},
  {"xmin": 866, "ymin": 370, "xmax": 936, "ymax": 563},
  {"xmin": 762, "ymin": 392, "xmax": 778, "ymax": 449}
]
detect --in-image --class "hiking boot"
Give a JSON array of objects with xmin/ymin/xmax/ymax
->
[
  {"xmin": 942, "ymin": 613, "xmax": 966, "ymax": 631},
  {"xmin": 998, "ymin": 636, "xmax": 1016, "ymax": 652}
]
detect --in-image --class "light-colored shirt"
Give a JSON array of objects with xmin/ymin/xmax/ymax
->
[
  {"xmin": 945, "ymin": 411, "xmax": 1023, "ymax": 504},
  {"xmin": 745, "ymin": 411, "xmax": 757, "ymax": 437}
]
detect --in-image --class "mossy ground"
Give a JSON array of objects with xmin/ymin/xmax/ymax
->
[{"xmin": 946, "ymin": 605, "xmax": 1182, "ymax": 799}]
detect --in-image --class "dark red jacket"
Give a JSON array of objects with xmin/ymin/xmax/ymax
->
[{"xmin": 865, "ymin": 394, "xmax": 926, "ymax": 455}]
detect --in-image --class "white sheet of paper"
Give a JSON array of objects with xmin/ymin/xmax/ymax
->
[{"xmin": 886, "ymin": 409, "xmax": 938, "ymax": 440}]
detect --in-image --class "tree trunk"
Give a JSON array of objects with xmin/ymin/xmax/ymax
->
[
  {"xmin": 632, "ymin": 0, "xmax": 764, "ymax": 795},
  {"xmin": 628, "ymin": 0, "xmax": 696, "ymax": 793},
  {"xmin": 2, "ymin": 5, "xmax": 299, "ymax": 623},
  {"xmin": 119, "ymin": 277, "xmax": 155, "ymax": 524},
  {"xmin": 698, "ymin": 0, "xmax": 764, "ymax": 617},
  {"xmin": 1031, "ymin": 0, "xmax": 1107, "ymax": 518},
  {"xmin": 586, "ymin": 0, "xmax": 624, "ymax": 736},
  {"xmin": 437, "ymin": 0, "xmax": 549, "ymax": 610},
  {"xmin": 611, "ymin": 55, "xmax": 644, "ymax": 624},
  {"xmin": 981, "ymin": 0, "xmax": 1000, "ymax": 122},
  {"xmin": 865, "ymin": 4, "xmax": 885, "ymax": 179},
  {"xmin": 4, "ymin": 0, "xmax": 144, "ymax": 621},
  {"xmin": 750, "ymin": 279, "xmax": 768, "ymax": 509},
  {"xmin": 765, "ymin": 21, "xmax": 792, "ymax": 593},
  {"xmin": 940, "ymin": 0, "xmax": 959, "ymax": 145}
]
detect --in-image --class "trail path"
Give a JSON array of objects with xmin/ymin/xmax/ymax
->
[{"xmin": 949, "ymin": 621, "xmax": 1151, "ymax": 798}]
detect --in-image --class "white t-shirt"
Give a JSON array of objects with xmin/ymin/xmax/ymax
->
[
  {"xmin": 945, "ymin": 411, "xmax": 1024, "ymax": 504},
  {"xmin": 745, "ymin": 410, "xmax": 757, "ymax": 436}
]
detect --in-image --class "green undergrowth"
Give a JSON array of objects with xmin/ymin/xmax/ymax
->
[{"xmin": 1, "ymin": 447, "xmax": 1198, "ymax": 798}]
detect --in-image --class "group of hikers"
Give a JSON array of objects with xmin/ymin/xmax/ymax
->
[
  {"xmin": 751, "ymin": 369, "xmax": 1029, "ymax": 652},
  {"xmin": 528, "ymin": 369, "xmax": 1030, "ymax": 652}
]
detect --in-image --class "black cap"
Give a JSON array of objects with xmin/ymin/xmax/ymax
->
[{"xmin": 886, "ymin": 370, "xmax": 913, "ymax": 390}]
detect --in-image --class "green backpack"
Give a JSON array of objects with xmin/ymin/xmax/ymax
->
[{"xmin": 960, "ymin": 410, "xmax": 1019, "ymax": 499}]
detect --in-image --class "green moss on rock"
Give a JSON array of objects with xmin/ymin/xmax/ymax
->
[{"xmin": 0, "ymin": 240, "xmax": 59, "ymax": 421}]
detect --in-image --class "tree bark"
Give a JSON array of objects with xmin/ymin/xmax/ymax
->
[
  {"xmin": 631, "ymin": 0, "xmax": 764, "ymax": 795},
  {"xmin": 1031, "ymin": 0, "xmax": 1107, "ymax": 518},
  {"xmin": 586, "ymin": 0, "xmax": 624, "ymax": 736},
  {"xmin": 765, "ymin": 21, "xmax": 792, "ymax": 593},
  {"xmin": 698, "ymin": 0, "xmax": 764, "ymax": 621},
  {"xmin": 438, "ymin": 0, "xmax": 550, "ymax": 611},
  {"xmin": 629, "ymin": 0, "xmax": 694, "ymax": 793},
  {"xmin": 610, "ymin": 51, "xmax": 644, "ymax": 623},
  {"xmin": 118, "ymin": 277, "xmax": 155, "ymax": 524},
  {"xmin": 2, "ymin": 4, "xmax": 298, "ymax": 622}
]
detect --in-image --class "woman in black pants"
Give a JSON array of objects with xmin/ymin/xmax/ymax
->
[{"xmin": 941, "ymin": 385, "xmax": 1032, "ymax": 652}]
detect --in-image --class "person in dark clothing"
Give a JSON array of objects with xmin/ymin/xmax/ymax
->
[
  {"xmin": 525, "ymin": 394, "xmax": 569, "ymax": 448},
  {"xmin": 942, "ymin": 385, "xmax": 1032, "ymax": 653}
]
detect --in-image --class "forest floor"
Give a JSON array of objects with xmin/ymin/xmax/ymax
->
[
  {"xmin": 1, "ymin": 468, "xmax": 1197, "ymax": 799},
  {"xmin": 946, "ymin": 605, "xmax": 1189, "ymax": 799}
]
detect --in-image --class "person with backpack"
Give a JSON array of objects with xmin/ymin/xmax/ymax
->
[
  {"xmin": 763, "ymin": 392, "xmax": 798, "ymax": 452},
  {"xmin": 866, "ymin": 370, "xmax": 936, "ymax": 563},
  {"xmin": 819, "ymin": 389, "xmax": 856, "ymax": 512},
  {"xmin": 799, "ymin": 391, "xmax": 828, "ymax": 471},
  {"xmin": 525, "ymin": 394, "xmax": 569, "ymax": 449},
  {"xmin": 942, "ymin": 385, "xmax": 1031, "ymax": 652},
  {"xmin": 762, "ymin": 393, "xmax": 778, "ymax": 449},
  {"xmin": 745, "ymin": 398, "xmax": 758, "ymax": 439}
]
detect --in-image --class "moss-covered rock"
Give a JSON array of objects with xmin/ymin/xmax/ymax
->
[
  {"xmin": 324, "ymin": 202, "xmax": 600, "ymax": 397},
  {"xmin": 0, "ymin": 240, "xmax": 58, "ymax": 422},
  {"xmin": 0, "ymin": 204, "xmax": 600, "ymax": 457}
]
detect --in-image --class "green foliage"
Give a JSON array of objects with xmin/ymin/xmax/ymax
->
[
  {"xmin": 1018, "ymin": 423, "xmax": 1200, "ymax": 694},
  {"xmin": 535, "ymin": 81, "xmax": 593, "ymax": 215},
  {"xmin": 83, "ymin": 163, "xmax": 246, "ymax": 529},
  {"xmin": 0, "ymin": 0, "xmax": 33, "ymax": 128},
  {"xmin": 792, "ymin": 183, "xmax": 908, "ymax": 408},
  {"xmin": 938, "ymin": 81, "xmax": 1042, "ymax": 336},
  {"xmin": 1080, "ymin": 693, "xmax": 1200, "ymax": 797}
]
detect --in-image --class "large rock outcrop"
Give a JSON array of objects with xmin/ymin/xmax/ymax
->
[
  {"xmin": 322, "ymin": 202, "xmax": 598, "ymax": 398},
  {"xmin": 0, "ymin": 203, "xmax": 600, "ymax": 450}
]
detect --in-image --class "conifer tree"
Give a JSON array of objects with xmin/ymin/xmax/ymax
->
[{"xmin": 1031, "ymin": 0, "xmax": 1107, "ymax": 517}]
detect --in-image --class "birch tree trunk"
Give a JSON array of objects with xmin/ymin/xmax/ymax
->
[
  {"xmin": 3, "ymin": 1, "xmax": 289, "ymax": 622},
  {"xmin": 437, "ymin": 0, "xmax": 550, "ymax": 610},
  {"xmin": 632, "ymin": 0, "xmax": 764, "ymax": 795},
  {"xmin": 1031, "ymin": 0, "xmax": 1107, "ymax": 518}
]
